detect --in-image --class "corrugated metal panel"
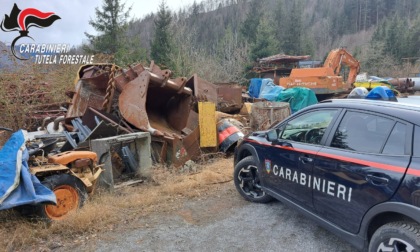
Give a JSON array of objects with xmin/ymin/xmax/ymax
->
[{"xmin": 198, "ymin": 102, "xmax": 217, "ymax": 147}]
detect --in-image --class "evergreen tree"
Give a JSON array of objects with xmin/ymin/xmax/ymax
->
[
  {"xmin": 84, "ymin": 0, "xmax": 131, "ymax": 55},
  {"xmin": 150, "ymin": 1, "xmax": 174, "ymax": 68},
  {"xmin": 115, "ymin": 32, "xmax": 147, "ymax": 65},
  {"xmin": 240, "ymin": 0, "xmax": 263, "ymax": 44},
  {"xmin": 383, "ymin": 16, "xmax": 409, "ymax": 61},
  {"xmin": 191, "ymin": 1, "xmax": 200, "ymax": 21},
  {"xmin": 407, "ymin": 16, "xmax": 420, "ymax": 57},
  {"xmin": 249, "ymin": 17, "xmax": 278, "ymax": 62},
  {"xmin": 272, "ymin": 0, "xmax": 285, "ymax": 50},
  {"xmin": 301, "ymin": 34, "xmax": 315, "ymax": 56},
  {"xmin": 283, "ymin": 1, "xmax": 303, "ymax": 55}
]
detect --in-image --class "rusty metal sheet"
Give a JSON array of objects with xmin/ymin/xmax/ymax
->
[
  {"xmin": 79, "ymin": 65, "xmax": 111, "ymax": 90},
  {"xmin": 118, "ymin": 70, "xmax": 150, "ymax": 132},
  {"xmin": 185, "ymin": 110, "xmax": 199, "ymax": 131},
  {"xmin": 186, "ymin": 74, "xmax": 218, "ymax": 103},
  {"xmin": 216, "ymin": 83, "xmax": 243, "ymax": 113},
  {"xmin": 82, "ymin": 107, "xmax": 132, "ymax": 134},
  {"xmin": 114, "ymin": 64, "xmax": 145, "ymax": 91},
  {"xmin": 181, "ymin": 110, "xmax": 201, "ymax": 161},
  {"xmin": 186, "ymin": 77, "xmax": 243, "ymax": 113},
  {"xmin": 149, "ymin": 109, "xmax": 201, "ymax": 168},
  {"xmin": 181, "ymin": 127, "xmax": 201, "ymax": 162},
  {"xmin": 388, "ymin": 78, "xmax": 415, "ymax": 93},
  {"xmin": 66, "ymin": 65, "xmax": 115, "ymax": 118},
  {"xmin": 63, "ymin": 61, "xmax": 203, "ymax": 168},
  {"xmin": 115, "ymin": 63, "xmax": 192, "ymax": 137}
]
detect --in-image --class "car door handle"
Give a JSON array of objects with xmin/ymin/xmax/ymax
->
[
  {"xmin": 299, "ymin": 156, "xmax": 313, "ymax": 163},
  {"xmin": 366, "ymin": 174, "xmax": 389, "ymax": 186}
]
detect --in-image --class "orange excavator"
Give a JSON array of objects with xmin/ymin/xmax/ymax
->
[{"xmin": 279, "ymin": 48, "xmax": 360, "ymax": 98}]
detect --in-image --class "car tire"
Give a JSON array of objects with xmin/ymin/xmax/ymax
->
[
  {"xmin": 234, "ymin": 156, "xmax": 273, "ymax": 203},
  {"xmin": 369, "ymin": 221, "xmax": 420, "ymax": 252},
  {"xmin": 34, "ymin": 174, "xmax": 88, "ymax": 221}
]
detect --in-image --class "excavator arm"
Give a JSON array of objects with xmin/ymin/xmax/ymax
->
[
  {"xmin": 279, "ymin": 47, "xmax": 361, "ymax": 95},
  {"xmin": 323, "ymin": 48, "xmax": 360, "ymax": 85}
]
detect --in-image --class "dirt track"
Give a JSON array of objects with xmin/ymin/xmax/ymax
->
[
  {"xmin": 0, "ymin": 158, "xmax": 358, "ymax": 251},
  {"xmin": 67, "ymin": 158, "xmax": 357, "ymax": 252}
]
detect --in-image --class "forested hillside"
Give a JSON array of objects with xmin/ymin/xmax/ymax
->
[{"xmin": 88, "ymin": 0, "xmax": 420, "ymax": 83}]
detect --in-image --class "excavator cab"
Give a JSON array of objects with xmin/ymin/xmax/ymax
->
[{"xmin": 279, "ymin": 48, "xmax": 360, "ymax": 99}]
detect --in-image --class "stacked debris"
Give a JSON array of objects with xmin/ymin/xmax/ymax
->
[
  {"xmin": 387, "ymin": 78, "xmax": 415, "ymax": 94},
  {"xmin": 355, "ymin": 73, "xmax": 415, "ymax": 94},
  {"xmin": 38, "ymin": 63, "xmax": 249, "ymax": 172},
  {"xmin": 20, "ymin": 61, "xmax": 292, "ymax": 192}
]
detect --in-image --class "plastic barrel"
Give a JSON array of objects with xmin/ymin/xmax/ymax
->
[{"xmin": 217, "ymin": 119, "xmax": 244, "ymax": 153}]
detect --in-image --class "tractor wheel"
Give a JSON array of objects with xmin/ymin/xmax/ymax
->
[{"xmin": 35, "ymin": 174, "xmax": 87, "ymax": 221}]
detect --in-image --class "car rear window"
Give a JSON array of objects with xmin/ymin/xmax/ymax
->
[
  {"xmin": 413, "ymin": 126, "xmax": 420, "ymax": 157},
  {"xmin": 331, "ymin": 111, "xmax": 395, "ymax": 153},
  {"xmin": 382, "ymin": 122, "xmax": 406, "ymax": 155}
]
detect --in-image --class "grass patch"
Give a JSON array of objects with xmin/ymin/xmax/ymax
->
[{"xmin": 0, "ymin": 158, "xmax": 233, "ymax": 251}]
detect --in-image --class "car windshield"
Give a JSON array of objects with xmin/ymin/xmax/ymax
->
[
  {"xmin": 280, "ymin": 110, "xmax": 338, "ymax": 144},
  {"xmin": 285, "ymin": 112, "xmax": 334, "ymax": 130}
]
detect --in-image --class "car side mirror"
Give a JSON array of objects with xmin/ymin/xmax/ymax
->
[
  {"xmin": 266, "ymin": 129, "xmax": 292, "ymax": 147},
  {"xmin": 266, "ymin": 129, "xmax": 278, "ymax": 142}
]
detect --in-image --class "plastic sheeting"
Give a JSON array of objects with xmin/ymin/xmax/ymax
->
[
  {"xmin": 248, "ymin": 78, "xmax": 317, "ymax": 113},
  {"xmin": 0, "ymin": 130, "xmax": 56, "ymax": 211},
  {"xmin": 277, "ymin": 87, "xmax": 318, "ymax": 113},
  {"xmin": 366, "ymin": 86, "xmax": 398, "ymax": 102},
  {"xmin": 248, "ymin": 78, "xmax": 263, "ymax": 98},
  {"xmin": 259, "ymin": 79, "xmax": 285, "ymax": 101}
]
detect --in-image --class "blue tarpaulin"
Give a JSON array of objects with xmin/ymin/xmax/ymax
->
[
  {"xmin": 259, "ymin": 79, "xmax": 285, "ymax": 101},
  {"xmin": 248, "ymin": 78, "xmax": 263, "ymax": 98},
  {"xmin": 0, "ymin": 130, "xmax": 56, "ymax": 211},
  {"xmin": 248, "ymin": 78, "xmax": 318, "ymax": 113}
]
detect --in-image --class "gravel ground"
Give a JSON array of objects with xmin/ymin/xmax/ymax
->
[{"xmin": 76, "ymin": 182, "xmax": 358, "ymax": 252}]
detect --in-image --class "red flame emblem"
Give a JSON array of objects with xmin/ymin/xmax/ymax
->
[{"xmin": 1, "ymin": 4, "xmax": 61, "ymax": 60}]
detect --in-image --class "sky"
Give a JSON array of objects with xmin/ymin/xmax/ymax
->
[{"xmin": 0, "ymin": 0, "xmax": 200, "ymax": 46}]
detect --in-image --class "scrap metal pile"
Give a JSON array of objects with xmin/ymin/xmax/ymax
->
[
  {"xmin": 1, "ymin": 63, "xmax": 278, "ymax": 220},
  {"xmin": 354, "ymin": 73, "xmax": 416, "ymax": 95},
  {"xmin": 27, "ymin": 62, "xmax": 253, "ymax": 176},
  {"xmin": 17, "ymin": 61, "xmax": 293, "ymax": 193}
]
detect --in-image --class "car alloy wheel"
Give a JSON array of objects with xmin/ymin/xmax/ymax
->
[{"xmin": 234, "ymin": 156, "xmax": 273, "ymax": 203}]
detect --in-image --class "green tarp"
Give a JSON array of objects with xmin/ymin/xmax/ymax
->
[{"xmin": 276, "ymin": 87, "xmax": 318, "ymax": 113}]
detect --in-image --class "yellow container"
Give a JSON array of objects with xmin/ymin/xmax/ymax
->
[{"xmin": 198, "ymin": 102, "xmax": 217, "ymax": 147}]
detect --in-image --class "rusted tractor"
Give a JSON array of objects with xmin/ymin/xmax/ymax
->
[{"xmin": 28, "ymin": 150, "xmax": 102, "ymax": 221}]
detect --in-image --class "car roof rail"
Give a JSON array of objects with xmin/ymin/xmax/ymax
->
[{"xmin": 319, "ymin": 99, "xmax": 333, "ymax": 103}]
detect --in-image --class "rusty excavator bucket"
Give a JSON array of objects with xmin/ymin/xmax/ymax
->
[
  {"xmin": 66, "ymin": 64, "xmax": 113, "ymax": 119},
  {"xmin": 67, "ymin": 63, "xmax": 192, "ymax": 137},
  {"xmin": 66, "ymin": 63, "xmax": 198, "ymax": 167},
  {"xmin": 113, "ymin": 63, "xmax": 192, "ymax": 137}
]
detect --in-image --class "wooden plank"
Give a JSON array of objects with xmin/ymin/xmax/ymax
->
[
  {"xmin": 198, "ymin": 102, "xmax": 217, "ymax": 147},
  {"xmin": 114, "ymin": 179, "xmax": 144, "ymax": 189}
]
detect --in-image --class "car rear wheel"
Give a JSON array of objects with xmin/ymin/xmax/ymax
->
[
  {"xmin": 35, "ymin": 174, "xmax": 87, "ymax": 221},
  {"xmin": 369, "ymin": 221, "xmax": 420, "ymax": 252},
  {"xmin": 234, "ymin": 156, "xmax": 273, "ymax": 203}
]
